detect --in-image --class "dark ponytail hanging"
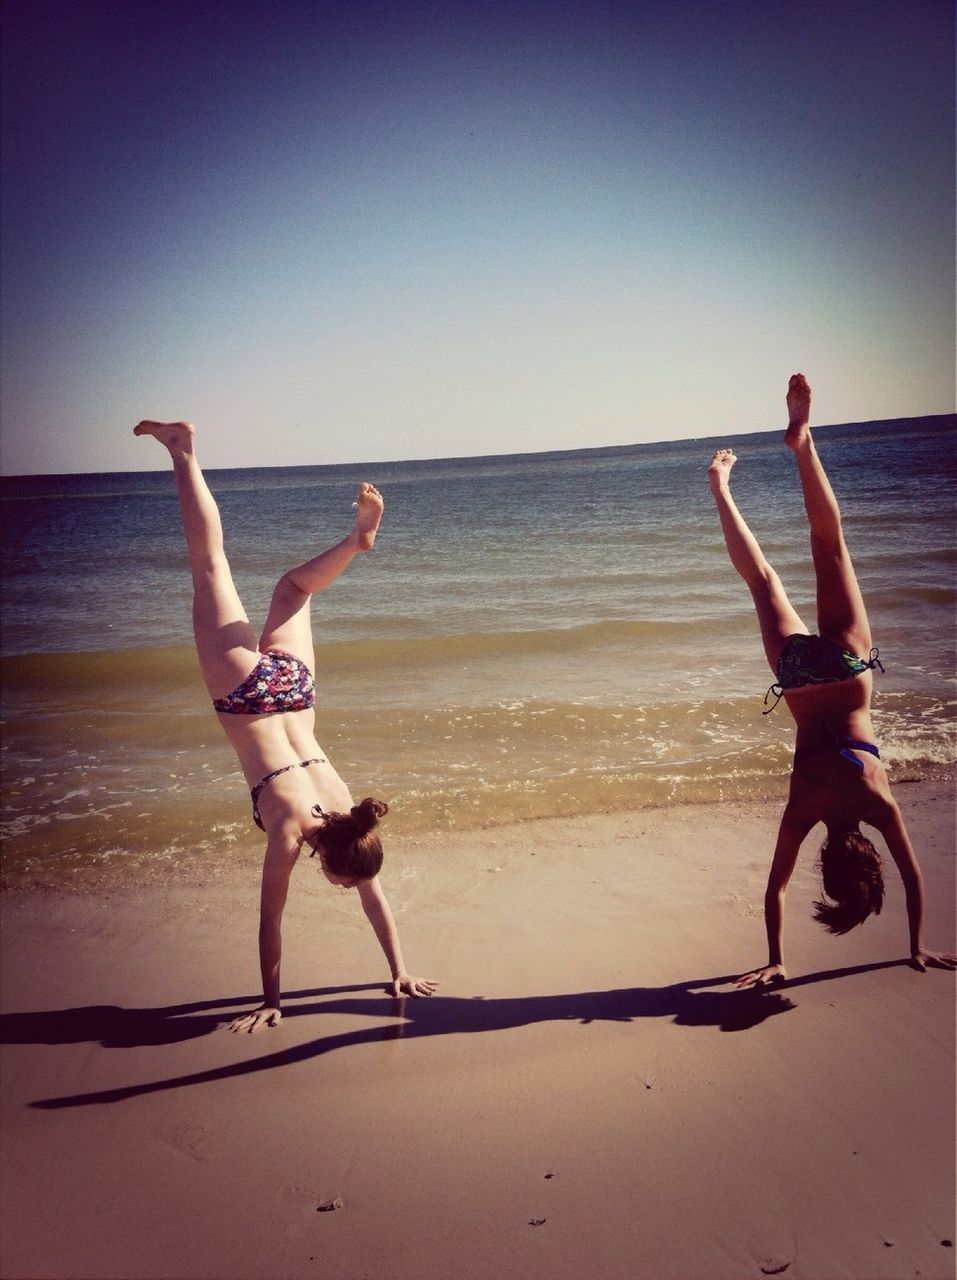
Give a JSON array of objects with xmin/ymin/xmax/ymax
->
[
  {"xmin": 812, "ymin": 831, "xmax": 884, "ymax": 935},
  {"xmin": 318, "ymin": 797, "xmax": 388, "ymax": 880}
]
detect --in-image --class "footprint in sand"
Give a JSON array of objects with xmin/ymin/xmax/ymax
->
[
  {"xmin": 751, "ymin": 1233, "xmax": 795, "ymax": 1276},
  {"xmin": 278, "ymin": 1183, "xmax": 322, "ymax": 1210},
  {"xmin": 633, "ymin": 1067, "xmax": 659, "ymax": 1091},
  {"xmin": 167, "ymin": 1121, "xmax": 213, "ymax": 1163},
  {"xmin": 758, "ymin": 1259, "xmax": 792, "ymax": 1275},
  {"xmin": 279, "ymin": 1185, "xmax": 345, "ymax": 1216},
  {"xmin": 278, "ymin": 1184, "xmax": 326, "ymax": 1240}
]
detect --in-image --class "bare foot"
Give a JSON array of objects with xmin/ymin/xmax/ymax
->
[
  {"xmin": 784, "ymin": 373, "xmax": 811, "ymax": 450},
  {"xmin": 133, "ymin": 420, "xmax": 196, "ymax": 456},
  {"xmin": 708, "ymin": 447, "xmax": 737, "ymax": 491},
  {"xmin": 353, "ymin": 483, "xmax": 384, "ymax": 551}
]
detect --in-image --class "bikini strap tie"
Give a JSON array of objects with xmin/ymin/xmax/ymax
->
[
  {"xmin": 865, "ymin": 646, "xmax": 884, "ymax": 674},
  {"xmin": 763, "ymin": 683, "xmax": 784, "ymax": 715}
]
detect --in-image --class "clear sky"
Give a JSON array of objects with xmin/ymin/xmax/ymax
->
[{"xmin": 1, "ymin": 0, "xmax": 953, "ymax": 475}]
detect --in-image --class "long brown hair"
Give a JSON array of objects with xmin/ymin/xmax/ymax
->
[
  {"xmin": 812, "ymin": 830, "xmax": 884, "ymax": 934},
  {"xmin": 314, "ymin": 797, "xmax": 388, "ymax": 880}
]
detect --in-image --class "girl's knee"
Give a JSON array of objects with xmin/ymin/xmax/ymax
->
[
  {"xmin": 745, "ymin": 561, "xmax": 779, "ymax": 593},
  {"xmin": 190, "ymin": 550, "xmax": 232, "ymax": 585},
  {"xmin": 274, "ymin": 570, "xmax": 310, "ymax": 602},
  {"xmin": 810, "ymin": 528, "xmax": 845, "ymax": 559}
]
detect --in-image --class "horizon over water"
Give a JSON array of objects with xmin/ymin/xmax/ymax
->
[
  {"xmin": 2, "ymin": 411, "xmax": 951, "ymax": 482},
  {"xmin": 2, "ymin": 413, "xmax": 955, "ymax": 886}
]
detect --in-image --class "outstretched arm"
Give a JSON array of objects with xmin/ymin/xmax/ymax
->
[
  {"xmin": 356, "ymin": 877, "xmax": 438, "ymax": 997},
  {"xmin": 872, "ymin": 802, "xmax": 957, "ymax": 971},
  {"xmin": 229, "ymin": 828, "xmax": 302, "ymax": 1032},
  {"xmin": 736, "ymin": 806, "xmax": 813, "ymax": 988}
]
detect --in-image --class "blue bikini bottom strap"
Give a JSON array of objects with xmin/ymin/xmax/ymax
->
[
  {"xmin": 836, "ymin": 739, "xmax": 880, "ymax": 770},
  {"xmin": 794, "ymin": 739, "xmax": 880, "ymax": 772},
  {"xmin": 840, "ymin": 739, "xmax": 880, "ymax": 757}
]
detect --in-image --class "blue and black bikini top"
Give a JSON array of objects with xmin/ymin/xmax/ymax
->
[{"xmin": 764, "ymin": 633, "xmax": 883, "ymax": 714}]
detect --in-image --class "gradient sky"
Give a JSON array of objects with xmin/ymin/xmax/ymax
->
[{"xmin": 1, "ymin": 0, "xmax": 954, "ymax": 474}]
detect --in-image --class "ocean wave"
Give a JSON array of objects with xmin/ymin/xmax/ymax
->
[
  {"xmin": 1, "ymin": 618, "xmax": 749, "ymax": 695},
  {"xmin": 865, "ymin": 585, "xmax": 957, "ymax": 609},
  {"xmin": 3, "ymin": 684, "xmax": 952, "ymax": 883}
]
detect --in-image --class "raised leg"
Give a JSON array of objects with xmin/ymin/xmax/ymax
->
[
  {"xmin": 133, "ymin": 421, "xmax": 259, "ymax": 698},
  {"xmin": 709, "ymin": 449, "xmax": 808, "ymax": 672},
  {"xmin": 258, "ymin": 483, "xmax": 384, "ymax": 666},
  {"xmin": 784, "ymin": 374, "xmax": 871, "ymax": 656}
]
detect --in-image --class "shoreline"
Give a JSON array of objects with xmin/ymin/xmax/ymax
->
[
  {"xmin": 2, "ymin": 765, "xmax": 951, "ymax": 895},
  {"xmin": 2, "ymin": 782, "xmax": 954, "ymax": 1279}
]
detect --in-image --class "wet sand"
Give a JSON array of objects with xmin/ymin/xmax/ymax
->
[{"xmin": 1, "ymin": 783, "xmax": 955, "ymax": 1280}]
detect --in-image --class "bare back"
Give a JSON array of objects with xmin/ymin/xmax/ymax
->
[
  {"xmin": 781, "ymin": 669, "xmax": 876, "ymax": 752},
  {"xmin": 215, "ymin": 704, "xmax": 354, "ymax": 834},
  {"xmin": 786, "ymin": 741, "xmax": 895, "ymax": 832}
]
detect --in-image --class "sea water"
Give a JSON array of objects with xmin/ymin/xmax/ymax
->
[{"xmin": 1, "ymin": 416, "xmax": 954, "ymax": 883}]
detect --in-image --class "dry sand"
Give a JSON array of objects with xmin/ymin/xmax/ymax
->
[{"xmin": 2, "ymin": 783, "xmax": 955, "ymax": 1280}]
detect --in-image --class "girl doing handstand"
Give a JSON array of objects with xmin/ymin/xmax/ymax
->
[
  {"xmin": 708, "ymin": 375, "xmax": 955, "ymax": 988},
  {"xmin": 136, "ymin": 420, "xmax": 437, "ymax": 1032}
]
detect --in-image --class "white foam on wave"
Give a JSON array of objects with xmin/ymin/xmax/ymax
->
[
  {"xmin": 50, "ymin": 788, "xmax": 91, "ymax": 804},
  {"xmin": 0, "ymin": 813, "xmax": 52, "ymax": 837}
]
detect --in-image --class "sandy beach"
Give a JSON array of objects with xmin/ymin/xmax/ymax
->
[{"xmin": 1, "ymin": 781, "xmax": 954, "ymax": 1280}]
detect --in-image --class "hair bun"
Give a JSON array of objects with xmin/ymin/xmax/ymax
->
[{"xmin": 350, "ymin": 797, "xmax": 389, "ymax": 834}]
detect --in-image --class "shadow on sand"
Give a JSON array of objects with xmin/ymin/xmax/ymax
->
[{"xmin": 2, "ymin": 960, "xmax": 905, "ymax": 1109}]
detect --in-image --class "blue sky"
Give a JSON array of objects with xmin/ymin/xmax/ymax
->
[{"xmin": 1, "ymin": 0, "xmax": 953, "ymax": 474}]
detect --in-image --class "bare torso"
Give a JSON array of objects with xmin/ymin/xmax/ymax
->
[
  {"xmin": 216, "ymin": 704, "xmax": 354, "ymax": 836},
  {"xmin": 782, "ymin": 667, "xmax": 876, "ymax": 751},
  {"xmin": 781, "ymin": 671, "xmax": 895, "ymax": 828},
  {"xmin": 786, "ymin": 745, "xmax": 895, "ymax": 831}
]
